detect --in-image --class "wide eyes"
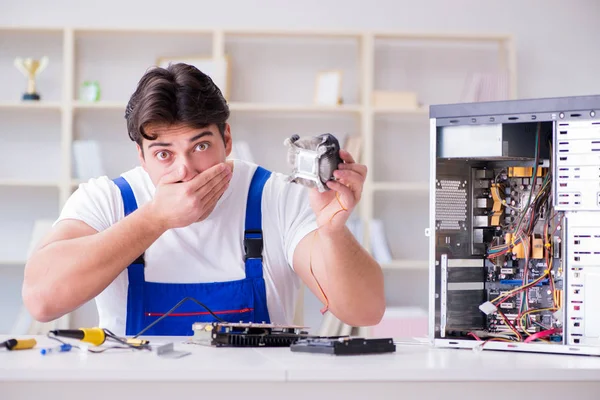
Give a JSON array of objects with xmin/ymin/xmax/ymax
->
[
  {"xmin": 153, "ymin": 143, "xmax": 209, "ymax": 161},
  {"xmin": 195, "ymin": 142, "xmax": 209, "ymax": 151},
  {"xmin": 156, "ymin": 151, "xmax": 170, "ymax": 161}
]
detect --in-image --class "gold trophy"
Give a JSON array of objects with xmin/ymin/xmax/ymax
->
[{"xmin": 14, "ymin": 56, "xmax": 49, "ymax": 101}]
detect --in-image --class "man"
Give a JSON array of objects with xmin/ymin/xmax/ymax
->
[{"xmin": 22, "ymin": 63, "xmax": 385, "ymax": 336}]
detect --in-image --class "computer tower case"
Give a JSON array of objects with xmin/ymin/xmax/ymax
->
[{"xmin": 428, "ymin": 95, "xmax": 600, "ymax": 355}]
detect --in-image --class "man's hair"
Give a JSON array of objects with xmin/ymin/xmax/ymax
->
[{"xmin": 125, "ymin": 63, "xmax": 229, "ymax": 147}]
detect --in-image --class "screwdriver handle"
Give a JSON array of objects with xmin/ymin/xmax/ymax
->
[{"xmin": 4, "ymin": 338, "xmax": 37, "ymax": 350}]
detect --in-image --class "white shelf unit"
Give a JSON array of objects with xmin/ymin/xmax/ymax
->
[
  {"xmin": 0, "ymin": 26, "xmax": 516, "ymax": 327},
  {"xmin": 0, "ymin": 102, "xmax": 63, "ymax": 110},
  {"xmin": 71, "ymin": 101, "xmax": 364, "ymax": 114},
  {"xmin": 381, "ymin": 259, "xmax": 429, "ymax": 270},
  {"xmin": 0, "ymin": 260, "xmax": 27, "ymax": 266},
  {"xmin": 0, "ymin": 179, "xmax": 61, "ymax": 188}
]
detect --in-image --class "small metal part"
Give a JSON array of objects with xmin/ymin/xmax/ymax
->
[
  {"xmin": 152, "ymin": 342, "xmax": 191, "ymax": 359},
  {"xmin": 283, "ymin": 133, "xmax": 343, "ymax": 193}
]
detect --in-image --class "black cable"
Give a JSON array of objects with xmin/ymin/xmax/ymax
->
[
  {"xmin": 103, "ymin": 328, "xmax": 151, "ymax": 351},
  {"xmin": 88, "ymin": 346, "xmax": 132, "ymax": 353},
  {"xmin": 133, "ymin": 297, "xmax": 227, "ymax": 338},
  {"xmin": 513, "ymin": 122, "xmax": 541, "ymax": 235},
  {"xmin": 47, "ymin": 331, "xmax": 81, "ymax": 349}
]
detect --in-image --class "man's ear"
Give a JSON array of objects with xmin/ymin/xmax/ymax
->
[
  {"xmin": 224, "ymin": 123, "xmax": 233, "ymax": 157},
  {"xmin": 136, "ymin": 143, "xmax": 147, "ymax": 170}
]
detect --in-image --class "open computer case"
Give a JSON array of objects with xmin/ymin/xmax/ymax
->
[{"xmin": 428, "ymin": 95, "xmax": 600, "ymax": 356}]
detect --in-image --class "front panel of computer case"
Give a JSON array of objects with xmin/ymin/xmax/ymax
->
[{"xmin": 428, "ymin": 96, "xmax": 600, "ymax": 356}]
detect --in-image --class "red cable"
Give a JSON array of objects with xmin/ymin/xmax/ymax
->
[{"xmin": 523, "ymin": 328, "xmax": 560, "ymax": 343}]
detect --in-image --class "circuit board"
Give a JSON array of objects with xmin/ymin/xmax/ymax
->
[
  {"xmin": 190, "ymin": 322, "xmax": 312, "ymax": 347},
  {"xmin": 485, "ymin": 258, "xmax": 558, "ymax": 334},
  {"xmin": 436, "ymin": 157, "xmax": 565, "ymax": 343},
  {"xmin": 478, "ymin": 167, "xmax": 564, "ymax": 341}
]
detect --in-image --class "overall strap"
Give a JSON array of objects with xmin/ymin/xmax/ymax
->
[
  {"xmin": 244, "ymin": 167, "xmax": 271, "ymax": 279},
  {"xmin": 113, "ymin": 177, "xmax": 138, "ymax": 217},
  {"xmin": 112, "ymin": 176, "xmax": 145, "ymax": 284}
]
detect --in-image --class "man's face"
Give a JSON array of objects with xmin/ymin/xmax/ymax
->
[{"xmin": 137, "ymin": 122, "xmax": 232, "ymax": 186}]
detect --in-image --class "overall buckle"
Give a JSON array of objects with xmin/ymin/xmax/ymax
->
[{"xmin": 244, "ymin": 230, "xmax": 263, "ymax": 261}]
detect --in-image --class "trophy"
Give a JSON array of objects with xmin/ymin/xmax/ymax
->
[{"xmin": 14, "ymin": 56, "xmax": 49, "ymax": 101}]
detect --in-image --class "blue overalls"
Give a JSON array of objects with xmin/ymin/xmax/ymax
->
[{"xmin": 112, "ymin": 167, "xmax": 272, "ymax": 336}]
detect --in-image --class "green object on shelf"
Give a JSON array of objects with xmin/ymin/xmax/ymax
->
[{"xmin": 79, "ymin": 81, "xmax": 101, "ymax": 102}]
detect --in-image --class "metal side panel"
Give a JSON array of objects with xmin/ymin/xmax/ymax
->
[
  {"xmin": 565, "ymin": 212, "xmax": 600, "ymax": 347},
  {"xmin": 554, "ymin": 119, "xmax": 600, "ymax": 211},
  {"xmin": 428, "ymin": 117, "xmax": 437, "ymax": 343}
]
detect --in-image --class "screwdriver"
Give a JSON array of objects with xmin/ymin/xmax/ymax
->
[
  {"xmin": 0, "ymin": 338, "xmax": 37, "ymax": 350},
  {"xmin": 40, "ymin": 343, "xmax": 72, "ymax": 355}
]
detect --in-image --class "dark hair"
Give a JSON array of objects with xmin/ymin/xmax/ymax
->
[{"xmin": 125, "ymin": 63, "xmax": 229, "ymax": 147}]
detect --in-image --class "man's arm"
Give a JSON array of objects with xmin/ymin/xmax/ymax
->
[
  {"xmin": 23, "ymin": 204, "xmax": 166, "ymax": 322},
  {"xmin": 23, "ymin": 163, "xmax": 232, "ymax": 322},
  {"xmin": 290, "ymin": 149, "xmax": 385, "ymax": 327},
  {"xmin": 293, "ymin": 226, "xmax": 385, "ymax": 327}
]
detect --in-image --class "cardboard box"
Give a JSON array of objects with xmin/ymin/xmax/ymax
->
[{"xmin": 372, "ymin": 91, "xmax": 419, "ymax": 109}]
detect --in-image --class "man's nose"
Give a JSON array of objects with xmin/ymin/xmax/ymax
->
[{"xmin": 175, "ymin": 156, "xmax": 197, "ymax": 182}]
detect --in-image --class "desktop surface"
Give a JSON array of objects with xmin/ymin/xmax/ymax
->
[{"xmin": 1, "ymin": 334, "xmax": 600, "ymax": 400}]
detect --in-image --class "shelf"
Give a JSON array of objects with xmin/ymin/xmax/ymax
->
[
  {"xmin": 0, "ymin": 26, "xmax": 511, "ymax": 42},
  {"xmin": 74, "ymin": 27, "xmax": 214, "ymax": 35},
  {"xmin": 0, "ymin": 179, "xmax": 60, "ymax": 188},
  {"xmin": 373, "ymin": 107, "xmax": 429, "ymax": 116},
  {"xmin": 0, "ymin": 26, "xmax": 63, "ymax": 33},
  {"xmin": 371, "ymin": 182, "xmax": 429, "ymax": 192},
  {"xmin": 229, "ymin": 102, "xmax": 362, "ymax": 113},
  {"xmin": 0, "ymin": 259, "xmax": 26, "ymax": 266},
  {"xmin": 73, "ymin": 101, "xmax": 127, "ymax": 110},
  {"xmin": 72, "ymin": 101, "xmax": 362, "ymax": 114},
  {"xmin": 224, "ymin": 29, "xmax": 362, "ymax": 39},
  {"xmin": 71, "ymin": 179, "xmax": 87, "ymax": 188},
  {"xmin": 381, "ymin": 259, "xmax": 429, "ymax": 270},
  {"xmin": 0, "ymin": 102, "xmax": 62, "ymax": 110},
  {"xmin": 374, "ymin": 31, "xmax": 511, "ymax": 42}
]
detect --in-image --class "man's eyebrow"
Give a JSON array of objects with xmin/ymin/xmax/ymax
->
[
  {"xmin": 189, "ymin": 131, "xmax": 214, "ymax": 142},
  {"xmin": 147, "ymin": 131, "xmax": 214, "ymax": 149},
  {"xmin": 148, "ymin": 141, "xmax": 171, "ymax": 149}
]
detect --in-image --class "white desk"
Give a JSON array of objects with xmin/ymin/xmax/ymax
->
[{"xmin": 1, "ymin": 334, "xmax": 600, "ymax": 400}]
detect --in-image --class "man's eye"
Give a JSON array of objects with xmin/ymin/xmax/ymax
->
[
  {"xmin": 195, "ymin": 143, "xmax": 209, "ymax": 151},
  {"xmin": 156, "ymin": 151, "xmax": 170, "ymax": 160}
]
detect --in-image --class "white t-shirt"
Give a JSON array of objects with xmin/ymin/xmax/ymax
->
[{"xmin": 55, "ymin": 159, "xmax": 318, "ymax": 335}]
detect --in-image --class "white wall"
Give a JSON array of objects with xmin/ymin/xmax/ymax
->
[
  {"xmin": 2, "ymin": 0, "xmax": 599, "ymax": 99},
  {"xmin": 1, "ymin": 0, "xmax": 599, "ymax": 332}
]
